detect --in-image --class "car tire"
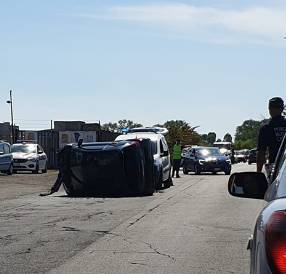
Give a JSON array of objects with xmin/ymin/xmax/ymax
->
[
  {"xmin": 183, "ymin": 166, "xmax": 189, "ymax": 175},
  {"xmin": 7, "ymin": 164, "xmax": 13, "ymax": 175},
  {"xmin": 155, "ymin": 171, "xmax": 163, "ymax": 190},
  {"xmin": 32, "ymin": 163, "xmax": 39, "ymax": 174},
  {"xmin": 194, "ymin": 165, "xmax": 201, "ymax": 175},
  {"xmin": 164, "ymin": 172, "xmax": 173, "ymax": 189},
  {"xmin": 42, "ymin": 163, "xmax": 47, "ymax": 174}
]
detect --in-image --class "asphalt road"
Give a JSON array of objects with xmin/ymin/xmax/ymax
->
[{"xmin": 0, "ymin": 164, "xmax": 265, "ymax": 274}]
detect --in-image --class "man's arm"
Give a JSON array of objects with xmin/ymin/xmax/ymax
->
[{"xmin": 257, "ymin": 150, "xmax": 266, "ymax": 172}]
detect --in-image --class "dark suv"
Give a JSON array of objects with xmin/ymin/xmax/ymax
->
[{"xmin": 183, "ymin": 147, "xmax": 232, "ymax": 175}]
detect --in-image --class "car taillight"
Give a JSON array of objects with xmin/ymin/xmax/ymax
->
[{"xmin": 266, "ymin": 211, "xmax": 286, "ymax": 274}]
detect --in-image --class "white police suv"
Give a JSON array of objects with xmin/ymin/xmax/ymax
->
[{"xmin": 115, "ymin": 127, "xmax": 172, "ymax": 189}]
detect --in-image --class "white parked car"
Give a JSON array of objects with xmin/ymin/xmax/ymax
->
[
  {"xmin": 11, "ymin": 143, "xmax": 48, "ymax": 173},
  {"xmin": 228, "ymin": 135, "xmax": 286, "ymax": 274},
  {"xmin": 115, "ymin": 127, "xmax": 172, "ymax": 189}
]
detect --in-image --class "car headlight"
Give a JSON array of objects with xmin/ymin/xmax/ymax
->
[
  {"xmin": 28, "ymin": 158, "xmax": 38, "ymax": 162},
  {"xmin": 226, "ymin": 159, "xmax": 231, "ymax": 164}
]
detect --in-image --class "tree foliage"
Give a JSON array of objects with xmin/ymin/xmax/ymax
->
[
  {"xmin": 223, "ymin": 133, "xmax": 233, "ymax": 143},
  {"xmin": 102, "ymin": 120, "xmax": 143, "ymax": 132},
  {"xmin": 234, "ymin": 119, "xmax": 262, "ymax": 149},
  {"xmin": 207, "ymin": 132, "xmax": 216, "ymax": 145},
  {"xmin": 163, "ymin": 120, "xmax": 201, "ymax": 148}
]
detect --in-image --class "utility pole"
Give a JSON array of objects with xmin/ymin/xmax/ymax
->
[{"xmin": 6, "ymin": 90, "xmax": 14, "ymax": 143}]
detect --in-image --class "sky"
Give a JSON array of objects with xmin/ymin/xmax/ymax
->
[{"xmin": 1, "ymin": 0, "xmax": 286, "ymax": 139}]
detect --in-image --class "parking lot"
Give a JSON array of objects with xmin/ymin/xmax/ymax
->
[{"xmin": 0, "ymin": 164, "xmax": 265, "ymax": 274}]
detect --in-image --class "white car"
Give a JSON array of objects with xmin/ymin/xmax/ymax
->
[
  {"xmin": 11, "ymin": 143, "xmax": 48, "ymax": 173},
  {"xmin": 228, "ymin": 135, "xmax": 286, "ymax": 274},
  {"xmin": 115, "ymin": 127, "xmax": 172, "ymax": 189}
]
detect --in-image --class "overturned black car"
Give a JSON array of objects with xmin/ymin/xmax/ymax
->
[{"xmin": 47, "ymin": 139, "xmax": 158, "ymax": 197}]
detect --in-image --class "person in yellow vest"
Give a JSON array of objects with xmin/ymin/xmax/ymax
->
[{"xmin": 172, "ymin": 140, "xmax": 182, "ymax": 178}]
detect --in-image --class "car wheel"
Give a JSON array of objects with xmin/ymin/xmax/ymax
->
[
  {"xmin": 42, "ymin": 163, "xmax": 48, "ymax": 174},
  {"xmin": 183, "ymin": 166, "xmax": 189, "ymax": 175},
  {"xmin": 194, "ymin": 165, "xmax": 201, "ymax": 175},
  {"xmin": 155, "ymin": 171, "xmax": 163, "ymax": 190},
  {"xmin": 164, "ymin": 172, "xmax": 173, "ymax": 188},
  {"xmin": 7, "ymin": 164, "xmax": 13, "ymax": 175},
  {"xmin": 32, "ymin": 163, "xmax": 39, "ymax": 174}
]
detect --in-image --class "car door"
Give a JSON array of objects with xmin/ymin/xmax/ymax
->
[
  {"xmin": 0, "ymin": 143, "xmax": 11, "ymax": 171},
  {"xmin": 0, "ymin": 144, "xmax": 5, "ymax": 171}
]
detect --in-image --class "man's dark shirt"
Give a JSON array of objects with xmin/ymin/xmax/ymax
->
[{"xmin": 257, "ymin": 116, "xmax": 286, "ymax": 163}]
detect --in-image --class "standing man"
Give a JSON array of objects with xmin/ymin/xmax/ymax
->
[
  {"xmin": 172, "ymin": 140, "xmax": 182, "ymax": 178},
  {"xmin": 257, "ymin": 97, "xmax": 286, "ymax": 173}
]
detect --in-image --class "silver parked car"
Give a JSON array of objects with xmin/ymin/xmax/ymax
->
[
  {"xmin": 0, "ymin": 141, "xmax": 13, "ymax": 175},
  {"xmin": 228, "ymin": 134, "xmax": 286, "ymax": 274}
]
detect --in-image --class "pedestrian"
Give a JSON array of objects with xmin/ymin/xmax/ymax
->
[
  {"xmin": 257, "ymin": 97, "xmax": 286, "ymax": 173},
  {"xmin": 172, "ymin": 140, "xmax": 182, "ymax": 178}
]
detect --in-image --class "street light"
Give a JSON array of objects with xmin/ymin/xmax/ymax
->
[{"xmin": 6, "ymin": 90, "xmax": 14, "ymax": 143}]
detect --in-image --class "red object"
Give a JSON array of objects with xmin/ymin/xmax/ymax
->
[{"xmin": 266, "ymin": 211, "xmax": 286, "ymax": 273}]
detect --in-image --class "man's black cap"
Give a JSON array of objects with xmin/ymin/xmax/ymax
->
[{"xmin": 269, "ymin": 97, "xmax": 284, "ymax": 108}]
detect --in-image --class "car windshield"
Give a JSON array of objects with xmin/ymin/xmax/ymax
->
[
  {"xmin": 197, "ymin": 148, "xmax": 222, "ymax": 157},
  {"xmin": 11, "ymin": 144, "xmax": 36, "ymax": 154}
]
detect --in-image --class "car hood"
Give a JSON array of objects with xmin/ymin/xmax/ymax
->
[{"xmin": 12, "ymin": 152, "xmax": 38, "ymax": 159}]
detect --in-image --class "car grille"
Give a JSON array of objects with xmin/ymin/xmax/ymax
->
[{"xmin": 14, "ymin": 159, "xmax": 28, "ymax": 163}]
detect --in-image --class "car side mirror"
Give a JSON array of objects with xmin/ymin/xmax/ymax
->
[
  {"xmin": 38, "ymin": 150, "xmax": 43, "ymax": 154},
  {"xmin": 0, "ymin": 151, "xmax": 4, "ymax": 155},
  {"xmin": 228, "ymin": 172, "xmax": 268, "ymax": 200}
]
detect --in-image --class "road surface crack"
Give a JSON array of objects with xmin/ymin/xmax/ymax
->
[
  {"xmin": 127, "ymin": 214, "xmax": 147, "ymax": 228},
  {"xmin": 142, "ymin": 241, "xmax": 176, "ymax": 262}
]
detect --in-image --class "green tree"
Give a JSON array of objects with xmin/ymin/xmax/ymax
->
[
  {"xmin": 102, "ymin": 120, "xmax": 143, "ymax": 132},
  {"xmin": 118, "ymin": 119, "xmax": 143, "ymax": 130},
  {"xmin": 234, "ymin": 119, "xmax": 262, "ymax": 149},
  {"xmin": 207, "ymin": 132, "xmax": 217, "ymax": 145},
  {"xmin": 223, "ymin": 133, "xmax": 233, "ymax": 143},
  {"xmin": 101, "ymin": 122, "xmax": 118, "ymax": 132},
  {"xmin": 163, "ymin": 120, "xmax": 201, "ymax": 148}
]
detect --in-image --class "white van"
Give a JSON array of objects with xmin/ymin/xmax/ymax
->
[{"xmin": 115, "ymin": 128, "xmax": 172, "ymax": 189}]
